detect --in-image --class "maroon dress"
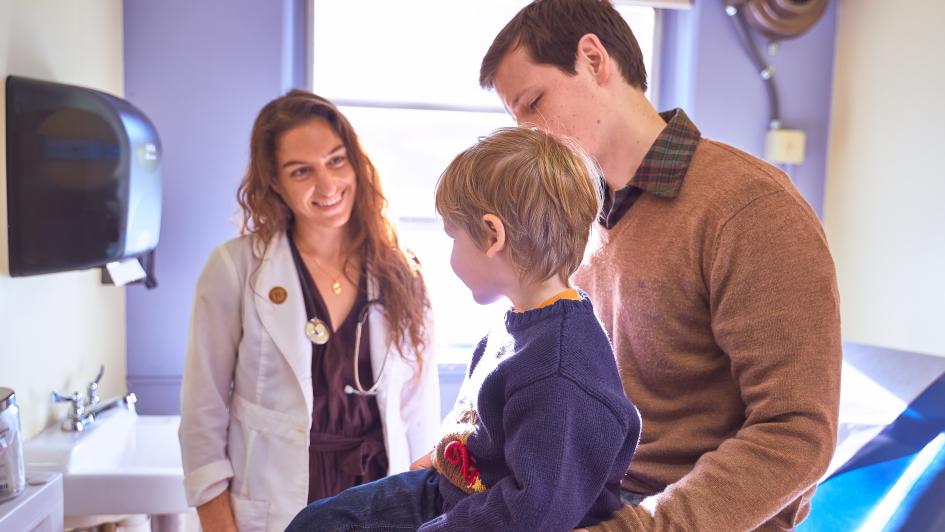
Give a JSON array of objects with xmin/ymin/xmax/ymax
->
[{"xmin": 288, "ymin": 235, "xmax": 388, "ymax": 503}]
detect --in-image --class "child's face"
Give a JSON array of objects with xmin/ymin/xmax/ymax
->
[{"xmin": 443, "ymin": 221, "xmax": 505, "ymax": 305}]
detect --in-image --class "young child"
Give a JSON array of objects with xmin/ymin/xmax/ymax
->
[{"xmin": 286, "ymin": 127, "xmax": 641, "ymax": 532}]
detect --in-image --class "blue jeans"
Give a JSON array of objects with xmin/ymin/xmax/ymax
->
[{"xmin": 286, "ymin": 469, "xmax": 443, "ymax": 532}]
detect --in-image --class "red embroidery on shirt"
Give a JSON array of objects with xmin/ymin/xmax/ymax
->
[{"xmin": 443, "ymin": 440, "xmax": 481, "ymax": 486}]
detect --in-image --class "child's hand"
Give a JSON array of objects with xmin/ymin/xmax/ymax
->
[{"xmin": 410, "ymin": 451, "xmax": 433, "ymax": 470}]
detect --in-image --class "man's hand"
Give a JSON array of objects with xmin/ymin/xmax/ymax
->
[{"xmin": 411, "ymin": 451, "xmax": 433, "ymax": 470}]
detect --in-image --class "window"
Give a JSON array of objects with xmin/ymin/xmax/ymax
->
[{"xmin": 312, "ymin": 1, "xmax": 657, "ymax": 362}]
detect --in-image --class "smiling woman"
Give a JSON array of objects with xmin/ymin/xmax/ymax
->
[
  {"xmin": 177, "ymin": 90, "xmax": 441, "ymax": 532},
  {"xmin": 275, "ymin": 119, "xmax": 359, "ymax": 243}
]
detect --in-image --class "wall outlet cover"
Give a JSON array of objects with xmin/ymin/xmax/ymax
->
[{"xmin": 765, "ymin": 128, "xmax": 806, "ymax": 165}]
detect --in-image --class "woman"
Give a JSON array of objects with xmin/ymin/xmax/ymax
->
[{"xmin": 179, "ymin": 90, "xmax": 440, "ymax": 532}]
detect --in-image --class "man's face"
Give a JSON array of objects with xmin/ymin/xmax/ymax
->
[{"xmin": 494, "ymin": 45, "xmax": 607, "ymax": 163}]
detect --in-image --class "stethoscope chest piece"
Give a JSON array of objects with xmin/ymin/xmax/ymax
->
[
  {"xmin": 305, "ymin": 317, "xmax": 331, "ymax": 345},
  {"xmin": 302, "ymin": 299, "xmax": 385, "ymax": 395}
]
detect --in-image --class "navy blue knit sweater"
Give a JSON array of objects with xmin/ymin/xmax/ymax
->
[{"xmin": 419, "ymin": 294, "xmax": 641, "ymax": 532}]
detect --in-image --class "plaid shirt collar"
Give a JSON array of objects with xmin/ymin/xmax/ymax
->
[{"xmin": 601, "ymin": 108, "xmax": 701, "ymax": 228}]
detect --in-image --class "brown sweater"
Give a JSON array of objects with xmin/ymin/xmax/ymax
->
[{"xmin": 576, "ymin": 139, "xmax": 841, "ymax": 531}]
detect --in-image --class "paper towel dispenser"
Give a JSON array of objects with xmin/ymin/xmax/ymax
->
[{"xmin": 4, "ymin": 76, "xmax": 162, "ymax": 277}]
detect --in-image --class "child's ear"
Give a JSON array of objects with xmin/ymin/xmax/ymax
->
[{"xmin": 481, "ymin": 214, "xmax": 506, "ymax": 258}]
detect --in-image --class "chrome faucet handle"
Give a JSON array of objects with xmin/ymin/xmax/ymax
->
[
  {"xmin": 51, "ymin": 390, "xmax": 91, "ymax": 431},
  {"xmin": 124, "ymin": 392, "xmax": 138, "ymax": 410},
  {"xmin": 86, "ymin": 365, "xmax": 105, "ymax": 408},
  {"xmin": 51, "ymin": 390, "xmax": 84, "ymax": 412}
]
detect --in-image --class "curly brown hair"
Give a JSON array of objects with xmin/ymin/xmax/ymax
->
[{"xmin": 237, "ymin": 90, "xmax": 431, "ymax": 364}]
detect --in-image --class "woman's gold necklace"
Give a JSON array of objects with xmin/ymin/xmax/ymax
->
[
  {"xmin": 296, "ymin": 238, "xmax": 348, "ymax": 295},
  {"xmin": 309, "ymin": 256, "xmax": 344, "ymax": 295}
]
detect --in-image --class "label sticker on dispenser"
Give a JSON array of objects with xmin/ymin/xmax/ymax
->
[{"xmin": 106, "ymin": 258, "xmax": 147, "ymax": 286}]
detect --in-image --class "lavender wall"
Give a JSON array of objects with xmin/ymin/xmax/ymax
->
[
  {"xmin": 659, "ymin": 1, "xmax": 838, "ymax": 215},
  {"xmin": 123, "ymin": 0, "xmax": 306, "ymax": 413}
]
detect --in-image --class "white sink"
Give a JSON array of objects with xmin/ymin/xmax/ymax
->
[{"xmin": 24, "ymin": 409, "xmax": 188, "ymax": 516}]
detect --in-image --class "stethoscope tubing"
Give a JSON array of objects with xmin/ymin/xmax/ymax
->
[
  {"xmin": 307, "ymin": 299, "xmax": 387, "ymax": 396},
  {"xmin": 346, "ymin": 305, "xmax": 388, "ymax": 396}
]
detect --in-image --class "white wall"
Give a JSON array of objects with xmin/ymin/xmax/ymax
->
[
  {"xmin": 824, "ymin": 0, "xmax": 945, "ymax": 357},
  {"xmin": 0, "ymin": 0, "xmax": 127, "ymax": 438}
]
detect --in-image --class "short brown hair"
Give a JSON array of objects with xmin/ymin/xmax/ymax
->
[
  {"xmin": 435, "ymin": 127, "xmax": 603, "ymax": 284},
  {"xmin": 480, "ymin": 0, "xmax": 647, "ymax": 91}
]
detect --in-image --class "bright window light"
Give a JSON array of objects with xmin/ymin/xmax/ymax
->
[{"xmin": 312, "ymin": 1, "xmax": 656, "ymax": 362}]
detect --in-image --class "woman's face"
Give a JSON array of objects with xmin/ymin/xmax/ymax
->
[{"xmin": 274, "ymin": 117, "xmax": 357, "ymax": 231}]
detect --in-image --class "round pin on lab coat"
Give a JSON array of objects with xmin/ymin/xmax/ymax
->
[
  {"xmin": 269, "ymin": 286, "xmax": 288, "ymax": 304},
  {"xmin": 305, "ymin": 317, "xmax": 330, "ymax": 345}
]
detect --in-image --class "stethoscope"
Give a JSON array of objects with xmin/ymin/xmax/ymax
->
[{"xmin": 305, "ymin": 299, "xmax": 388, "ymax": 396}]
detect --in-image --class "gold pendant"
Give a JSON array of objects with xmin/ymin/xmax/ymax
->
[{"xmin": 331, "ymin": 280, "xmax": 342, "ymax": 295}]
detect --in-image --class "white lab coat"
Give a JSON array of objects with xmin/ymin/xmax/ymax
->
[{"xmin": 178, "ymin": 233, "xmax": 440, "ymax": 532}]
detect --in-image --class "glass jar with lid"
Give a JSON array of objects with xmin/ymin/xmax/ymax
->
[{"xmin": 0, "ymin": 387, "xmax": 26, "ymax": 501}]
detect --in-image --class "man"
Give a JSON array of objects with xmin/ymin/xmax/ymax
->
[{"xmin": 480, "ymin": 1, "xmax": 841, "ymax": 530}]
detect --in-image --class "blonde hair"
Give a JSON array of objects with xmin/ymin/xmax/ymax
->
[{"xmin": 435, "ymin": 127, "xmax": 603, "ymax": 284}]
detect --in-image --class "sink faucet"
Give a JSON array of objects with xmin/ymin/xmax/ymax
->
[
  {"xmin": 51, "ymin": 365, "xmax": 137, "ymax": 432},
  {"xmin": 86, "ymin": 364, "xmax": 104, "ymax": 409},
  {"xmin": 51, "ymin": 391, "xmax": 90, "ymax": 432}
]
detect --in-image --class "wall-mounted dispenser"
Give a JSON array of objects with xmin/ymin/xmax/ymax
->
[{"xmin": 4, "ymin": 76, "xmax": 161, "ymax": 278}]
